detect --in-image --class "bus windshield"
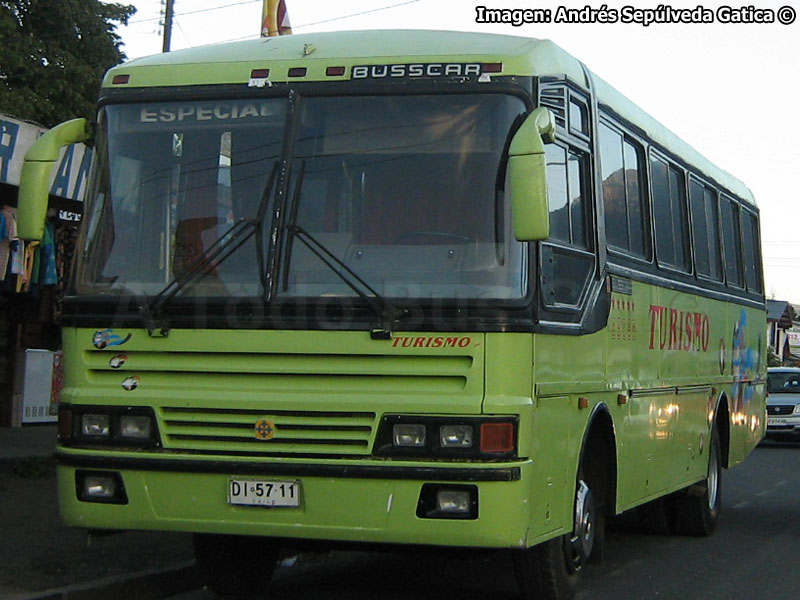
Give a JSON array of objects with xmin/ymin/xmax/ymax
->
[{"xmin": 76, "ymin": 93, "xmax": 528, "ymax": 303}]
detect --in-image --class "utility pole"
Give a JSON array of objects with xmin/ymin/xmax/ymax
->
[{"xmin": 162, "ymin": 0, "xmax": 175, "ymax": 53}]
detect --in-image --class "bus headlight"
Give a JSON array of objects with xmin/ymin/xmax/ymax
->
[
  {"xmin": 439, "ymin": 424, "xmax": 473, "ymax": 448},
  {"xmin": 393, "ymin": 424, "xmax": 426, "ymax": 447},
  {"xmin": 119, "ymin": 415, "xmax": 153, "ymax": 440},
  {"xmin": 375, "ymin": 416, "xmax": 517, "ymax": 457},
  {"xmin": 81, "ymin": 414, "xmax": 111, "ymax": 437},
  {"xmin": 61, "ymin": 405, "xmax": 160, "ymax": 447}
]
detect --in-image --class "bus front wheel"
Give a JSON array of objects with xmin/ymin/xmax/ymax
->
[
  {"xmin": 193, "ymin": 533, "xmax": 280, "ymax": 597},
  {"xmin": 513, "ymin": 478, "xmax": 600, "ymax": 600}
]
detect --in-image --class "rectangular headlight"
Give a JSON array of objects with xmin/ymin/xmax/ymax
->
[
  {"xmin": 81, "ymin": 414, "xmax": 111, "ymax": 437},
  {"xmin": 437, "ymin": 489, "xmax": 472, "ymax": 513},
  {"xmin": 119, "ymin": 415, "xmax": 152, "ymax": 439},
  {"xmin": 393, "ymin": 424, "xmax": 426, "ymax": 447},
  {"xmin": 439, "ymin": 424, "xmax": 473, "ymax": 448},
  {"xmin": 76, "ymin": 470, "xmax": 128, "ymax": 504}
]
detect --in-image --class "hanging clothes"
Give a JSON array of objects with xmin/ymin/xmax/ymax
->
[{"xmin": 41, "ymin": 221, "xmax": 58, "ymax": 285}]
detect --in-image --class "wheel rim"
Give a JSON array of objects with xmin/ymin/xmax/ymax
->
[
  {"xmin": 707, "ymin": 442, "xmax": 719, "ymax": 510},
  {"xmin": 567, "ymin": 480, "xmax": 595, "ymax": 573}
]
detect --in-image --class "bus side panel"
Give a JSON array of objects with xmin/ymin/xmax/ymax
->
[
  {"xmin": 528, "ymin": 395, "xmax": 571, "ymax": 540},
  {"xmin": 531, "ymin": 331, "xmax": 606, "ymax": 539},
  {"xmin": 725, "ymin": 305, "xmax": 767, "ymax": 466}
]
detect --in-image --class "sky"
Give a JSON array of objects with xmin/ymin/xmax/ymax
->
[{"xmin": 107, "ymin": 0, "xmax": 800, "ymax": 302}]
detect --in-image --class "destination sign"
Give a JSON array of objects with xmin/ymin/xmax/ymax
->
[
  {"xmin": 138, "ymin": 101, "xmax": 280, "ymax": 124},
  {"xmin": 351, "ymin": 63, "xmax": 483, "ymax": 80}
]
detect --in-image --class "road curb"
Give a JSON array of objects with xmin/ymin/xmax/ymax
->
[{"xmin": 15, "ymin": 561, "xmax": 198, "ymax": 600}]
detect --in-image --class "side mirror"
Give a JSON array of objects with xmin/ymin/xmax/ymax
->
[
  {"xmin": 17, "ymin": 118, "xmax": 90, "ymax": 241},
  {"xmin": 507, "ymin": 107, "xmax": 556, "ymax": 241}
]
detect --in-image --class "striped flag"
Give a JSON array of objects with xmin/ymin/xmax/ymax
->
[{"xmin": 261, "ymin": 0, "xmax": 292, "ymax": 37}]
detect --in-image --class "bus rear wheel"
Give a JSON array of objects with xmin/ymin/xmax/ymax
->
[
  {"xmin": 673, "ymin": 426, "xmax": 722, "ymax": 536},
  {"xmin": 193, "ymin": 533, "xmax": 279, "ymax": 597}
]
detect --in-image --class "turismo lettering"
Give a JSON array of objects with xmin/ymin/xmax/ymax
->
[
  {"xmin": 391, "ymin": 336, "xmax": 472, "ymax": 348},
  {"xmin": 648, "ymin": 305, "xmax": 710, "ymax": 352}
]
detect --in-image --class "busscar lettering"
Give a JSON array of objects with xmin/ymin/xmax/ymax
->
[
  {"xmin": 392, "ymin": 336, "xmax": 472, "ymax": 348},
  {"xmin": 648, "ymin": 304, "xmax": 710, "ymax": 352},
  {"xmin": 351, "ymin": 63, "xmax": 482, "ymax": 80}
]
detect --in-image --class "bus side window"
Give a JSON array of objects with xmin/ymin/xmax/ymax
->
[
  {"xmin": 689, "ymin": 177, "xmax": 723, "ymax": 282},
  {"xmin": 599, "ymin": 121, "xmax": 647, "ymax": 258},
  {"xmin": 741, "ymin": 210, "xmax": 763, "ymax": 295},
  {"xmin": 720, "ymin": 195, "xmax": 744, "ymax": 288},
  {"xmin": 545, "ymin": 144, "xmax": 587, "ymax": 248},
  {"xmin": 542, "ymin": 141, "xmax": 593, "ymax": 308},
  {"xmin": 651, "ymin": 154, "xmax": 689, "ymax": 272}
]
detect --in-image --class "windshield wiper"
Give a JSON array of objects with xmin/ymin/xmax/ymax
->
[
  {"xmin": 286, "ymin": 225, "xmax": 404, "ymax": 339},
  {"xmin": 282, "ymin": 166, "xmax": 403, "ymax": 340},
  {"xmin": 144, "ymin": 161, "xmax": 279, "ymax": 336}
]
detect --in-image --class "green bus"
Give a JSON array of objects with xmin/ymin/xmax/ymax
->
[{"xmin": 17, "ymin": 30, "xmax": 766, "ymax": 599}]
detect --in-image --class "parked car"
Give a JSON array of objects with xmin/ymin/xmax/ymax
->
[{"xmin": 766, "ymin": 367, "xmax": 800, "ymax": 440}]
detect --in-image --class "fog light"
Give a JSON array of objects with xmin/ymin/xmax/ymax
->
[
  {"xmin": 76, "ymin": 471, "xmax": 128, "ymax": 504},
  {"xmin": 393, "ymin": 424, "xmax": 426, "ymax": 447},
  {"xmin": 81, "ymin": 414, "xmax": 110, "ymax": 437},
  {"xmin": 417, "ymin": 484, "xmax": 478, "ymax": 519},
  {"xmin": 120, "ymin": 415, "xmax": 152, "ymax": 439},
  {"xmin": 85, "ymin": 475, "xmax": 117, "ymax": 498},
  {"xmin": 440, "ymin": 425, "xmax": 473, "ymax": 448},
  {"xmin": 437, "ymin": 489, "xmax": 471, "ymax": 513}
]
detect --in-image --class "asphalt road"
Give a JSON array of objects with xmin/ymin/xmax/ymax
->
[{"xmin": 171, "ymin": 439, "xmax": 800, "ymax": 600}]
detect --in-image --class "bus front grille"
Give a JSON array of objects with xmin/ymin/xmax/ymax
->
[{"xmin": 159, "ymin": 406, "xmax": 377, "ymax": 456}]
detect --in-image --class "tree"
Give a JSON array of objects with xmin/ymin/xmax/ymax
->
[{"xmin": 0, "ymin": 0, "xmax": 135, "ymax": 127}]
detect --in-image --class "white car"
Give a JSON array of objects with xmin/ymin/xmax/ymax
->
[{"xmin": 766, "ymin": 367, "xmax": 800, "ymax": 440}]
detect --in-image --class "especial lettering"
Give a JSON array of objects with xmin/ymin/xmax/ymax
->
[{"xmin": 139, "ymin": 102, "xmax": 275, "ymax": 123}]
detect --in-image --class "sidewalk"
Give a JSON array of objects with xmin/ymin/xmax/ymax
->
[{"xmin": 0, "ymin": 425, "xmax": 198, "ymax": 599}]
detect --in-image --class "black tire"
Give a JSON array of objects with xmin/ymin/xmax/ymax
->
[
  {"xmin": 513, "ymin": 479, "xmax": 602, "ymax": 600},
  {"xmin": 636, "ymin": 496, "xmax": 674, "ymax": 535},
  {"xmin": 673, "ymin": 426, "xmax": 722, "ymax": 536},
  {"xmin": 514, "ymin": 535, "xmax": 578, "ymax": 600},
  {"xmin": 193, "ymin": 533, "xmax": 279, "ymax": 597}
]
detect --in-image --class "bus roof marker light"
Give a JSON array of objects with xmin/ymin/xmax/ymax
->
[
  {"xmin": 112, "ymin": 74, "xmax": 129, "ymax": 85},
  {"xmin": 326, "ymin": 66, "xmax": 346, "ymax": 77},
  {"xmin": 248, "ymin": 69, "xmax": 271, "ymax": 88},
  {"xmin": 480, "ymin": 62, "xmax": 502, "ymax": 82},
  {"xmin": 288, "ymin": 67, "xmax": 307, "ymax": 78}
]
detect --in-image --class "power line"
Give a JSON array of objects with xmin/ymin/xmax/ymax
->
[
  {"xmin": 128, "ymin": 0, "xmax": 262, "ymax": 25},
  {"xmin": 210, "ymin": 0, "xmax": 422, "ymax": 45}
]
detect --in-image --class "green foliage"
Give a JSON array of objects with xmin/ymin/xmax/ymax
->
[
  {"xmin": 0, "ymin": 0, "xmax": 135, "ymax": 127},
  {"xmin": 768, "ymin": 348, "xmax": 783, "ymax": 367}
]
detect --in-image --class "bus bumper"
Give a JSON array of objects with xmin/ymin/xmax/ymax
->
[{"xmin": 56, "ymin": 454, "xmax": 536, "ymax": 549}]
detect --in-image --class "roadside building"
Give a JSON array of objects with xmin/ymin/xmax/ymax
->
[
  {"xmin": 767, "ymin": 299, "xmax": 796, "ymax": 365},
  {"xmin": 0, "ymin": 112, "xmax": 89, "ymax": 426}
]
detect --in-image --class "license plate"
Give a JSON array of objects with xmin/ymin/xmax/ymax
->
[
  {"xmin": 228, "ymin": 479, "xmax": 300, "ymax": 507},
  {"xmin": 768, "ymin": 418, "xmax": 788, "ymax": 425}
]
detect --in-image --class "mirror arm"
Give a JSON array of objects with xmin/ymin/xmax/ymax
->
[{"xmin": 17, "ymin": 118, "xmax": 90, "ymax": 241}]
